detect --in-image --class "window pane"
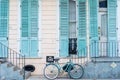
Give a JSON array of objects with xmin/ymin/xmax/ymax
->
[
  {"xmin": 69, "ymin": 0, "xmax": 76, "ymax": 38},
  {"xmin": 101, "ymin": 14, "xmax": 107, "ymax": 37},
  {"xmin": 69, "ymin": 38, "xmax": 77, "ymax": 54},
  {"xmin": 69, "ymin": 0, "xmax": 76, "ymax": 20},
  {"xmin": 99, "ymin": 0, "xmax": 107, "ymax": 8},
  {"xmin": 69, "ymin": 22, "xmax": 76, "ymax": 38},
  {"xmin": 69, "ymin": 0, "xmax": 77, "ymax": 55}
]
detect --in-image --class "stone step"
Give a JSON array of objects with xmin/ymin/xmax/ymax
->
[
  {"xmin": 18, "ymin": 69, "xmax": 31, "ymax": 79},
  {"xmin": 0, "ymin": 61, "xmax": 31, "ymax": 80},
  {"xmin": 0, "ymin": 57, "xmax": 7, "ymax": 63}
]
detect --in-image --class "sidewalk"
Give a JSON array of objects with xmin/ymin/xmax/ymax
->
[
  {"xmin": 27, "ymin": 76, "xmax": 73, "ymax": 80},
  {"xmin": 26, "ymin": 76, "xmax": 120, "ymax": 80},
  {"xmin": 27, "ymin": 76, "xmax": 90, "ymax": 80}
]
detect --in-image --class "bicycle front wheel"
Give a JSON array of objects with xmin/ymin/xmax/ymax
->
[
  {"xmin": 68, "ymin": 64, "xmax": 84, "ymax": 79},
  {"xmin": 44, "ymin": 64, "xmax": 59, "ymax": 80}
]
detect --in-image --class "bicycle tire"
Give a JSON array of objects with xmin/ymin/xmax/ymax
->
[
  {"xmin": 44, "ymin": 64, "xmax": 59, "ymax": 80},
  {"xmin": 68, "ymin": 64, "xmax": 84, "ymax": 79}
]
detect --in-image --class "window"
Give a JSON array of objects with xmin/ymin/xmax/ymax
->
[
  {"xmin": 89, "ymin": 0, "xmax": 117, "ymax": 57},
  {"xmin": 59, "ymin": 0, "xmax": 86, "ymax": 57},
  {"xmin": 98, "ymin": 0, "xmax": 108, "ymax": 41},
  {"xmin": 99, "ymin": 0, "xmax": 107, "ymax": 8},
  {"xmin": 69, "ymin": 0, "xmax": 77, "ymax": 55},
  {"xmin": 69, "ymin": 38, "xmax": 77, "ymax": 55},
  {"xmin": 101, "ymin": 14, "xmax": 107, "ymax": 37}
]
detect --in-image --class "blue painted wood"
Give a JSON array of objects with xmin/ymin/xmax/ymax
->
[
  {"xmin": 0, "ymin": 0, "xmax": 9, "ymax": 58},
  {"xmin": 21, "ymin": 0, "xmax": 29, "ymax": 57},
  {"xmin": 89, "ymin": 0, "xmax": 99, "ymax": 57},
  {"xmin": 21, "ymin": 39, "xmax": 29, "ymax": 56},
  {"xmin": 78, "ymin": 0, "xmax": 87, "ymax": 57},
  {"xmin": 59, "ymin": 0, "xmax": 69, "ymax": 57},
  {"xmin": 107, "ymin": 0, "xmax": 117, "ymax": 57},
  {"xmin": 30, "ymin": 39, "xmax": 38, "ymax": 57},
  {"xmin": 29, "ymin": 0, "xmax": 38, "ymax": 57},
  {"xmin": 21, "ymin": 0, "xmax": 38, "ymax": 57}
]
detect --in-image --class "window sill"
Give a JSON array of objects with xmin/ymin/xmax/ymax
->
[
  {"xmin": 57, "ymin": 55, "xmax": 86, "ymax": 59},
  {"xmin": 24, "ymin": 57, "xmax": 42, "ymax": 59}
]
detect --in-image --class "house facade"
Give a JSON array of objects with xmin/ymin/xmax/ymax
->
[{"xmin": 0, "ymin": 0, "xmax": 120, "ymax": 76}]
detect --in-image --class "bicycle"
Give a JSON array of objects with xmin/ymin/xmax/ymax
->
[{"xmin": 43, "ymin": 56, "xmax": 84, "ymax": 80}]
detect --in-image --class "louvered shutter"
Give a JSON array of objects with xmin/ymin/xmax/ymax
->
[
  {"xmin": 89, "ymin": 0, "xmax": 99, "ymax": 57},
  {"xmin": 21, "ymin": 0, "xmax": 29, "ymax": 57},
  {"xmin": 0, "ymin": 0, "xmax": 9, "ymax": 57},
  {"xmin": 59, "ymin": 0, "xmax": 69, "ymax": 57},
  {"xmin": 21, "ymin": 0, "xmax": 38, "ymax": 57},
  {"xmin": 30, "ymin": 0, "xmax": 38, "ymax": 57},
  {"xmin": 78, "ymin": 0, "xmax": 86, "ymax": 57},
  {"xmin": 108, "ymin": 0, "xmax": 117, "ymax": 57}
]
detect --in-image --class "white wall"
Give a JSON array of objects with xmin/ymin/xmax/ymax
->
[
  {"xmin": 41, "ymin": 0, "xmax": 58, "ymax": 58},
  {"xmin": 9, "ymin": 0, "xmax": 19, "ymax": 51}
]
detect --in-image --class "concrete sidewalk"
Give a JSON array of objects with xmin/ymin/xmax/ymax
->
[
  {"xmin": 27, "ymin": 76, "xmax": 73, "ymax": 80},
  {"xmin": 26, "ymin": 76, "xmax": 120, "ymax": 80}
]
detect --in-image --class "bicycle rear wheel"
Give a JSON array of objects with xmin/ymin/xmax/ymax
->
[
  {"xmin": 44, "ymin": 64, "xmax": 59, "ymax": 80},
  {"xmin": 68, "ymin": 64, "xmax": 84, "ymax": 79}
]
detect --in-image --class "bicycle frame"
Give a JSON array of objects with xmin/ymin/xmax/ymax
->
[{"xmin": 46, "ymin": 59, "xmax": 74, "ymax": 73}]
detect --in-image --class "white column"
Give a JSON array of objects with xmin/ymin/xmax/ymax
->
[
  {"xmin": 117, "ymin": 0, "xmax": 120, "ymax": 56},
  {"xmin": 86, "ymin": 0, "xmax": 90, "ymax": 58},
  {"xmin": 38, "ymin": 0, "xmax": 42, "ymax": 57},
  {"xmin": 9, "ymin": 0, "xmax": 19, "ymax": 51},
  {"xmin": 17, "ymin": 0, "xmax": 21, "ymax": 53},
  {"xmin": 117, "ymin": 0, "xmax": 120, "ymax": 40},
  {"xmin": 57, "ymin": 0, "xmax": 60, "ymax": 57}
]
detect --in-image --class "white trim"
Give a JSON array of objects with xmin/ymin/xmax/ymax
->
[
  {"xmin": 57, "ymin": 0, "xmax": 60, "ymax": 57},
  {"xmin": 76, "ymin": 0, "xmax": 78, "ymax": 52},
  {"xmin": 17, "ymin": 0, "xmax": 21, "ymax": 53},
  {"xmin": 38, "ymin": 0, "xmax": 42, "ymax": 57},
  {"xmin": 86, "ymin": 0, "xmax": 90, "ymax": 58},
  {"xmin": 117, "ymin": 0, "xmax": 120, "ymax": 40},
  {"xmin": 75, "ymin": 0, "xmax": 77, "ymax": 38},
  {"xmin": 117, "ymin": 0, "xmax": 120, "ymax": 56}
]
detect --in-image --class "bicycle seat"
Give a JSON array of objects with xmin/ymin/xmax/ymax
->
[{"xmin": 54, "ymin": 57, "xmax": 60, "ymax": 62}]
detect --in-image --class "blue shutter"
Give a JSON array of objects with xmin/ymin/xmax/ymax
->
[
  {"xmin": 78, "ymin": 0, "xmax": 86, "ymax": 57},
  {"xmin": 29, "ymin": 0, "xmax": 38, "ymax": 57},
  {"xmin": 89, "ymin": 0, "xmax": 99, "ymax": 57},
  {"xmin": 108, "ymin": 0, "xmax": 117, "ymax": 57},
  {"xmin": 0, "ymin": 0, "xmax": 9, "ymax": 57},
  {"xmin": 21, "ymin": 40, "xmax": 29, "ymax": 56},
  {"xmin": 59, "ymin": 0, "xmax": 69, "ymax": 57},
  {"xmin": 21, "ymin": 0, "xmax": 38, "ymax": 57},
  {"xmin": 30, "ymin": 40, "xmax": 38, "ymax": 57},
  {"xmin": 21, "ymin": 0, "xmax": 28, "ymax": 37},
  {"xmin": 21, "ymin": 0, "xmax": 29, "ymax": 57}
]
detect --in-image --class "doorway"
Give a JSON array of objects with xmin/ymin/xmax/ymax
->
[{"xmin": 98, "ymin": 0, "xmax": 108, "ymax": 57}]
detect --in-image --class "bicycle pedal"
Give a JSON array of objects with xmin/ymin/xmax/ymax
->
[{"xmin": 60, "ymin": 70, "xmax": 64, "ymax": 75}]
